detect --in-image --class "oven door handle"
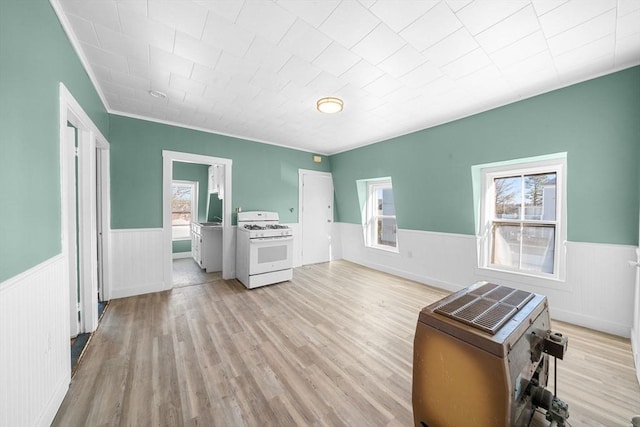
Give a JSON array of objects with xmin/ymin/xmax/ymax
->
[{"xmin": 251, "ymin": 235, "xmax": 294, "ymax": 242}]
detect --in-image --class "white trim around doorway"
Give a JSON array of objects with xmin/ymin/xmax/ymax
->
[
  {"xmin": 59, "ymin": 82, "xmax": 111, "ymax": 334},
  {"xmin": 298, "ymin": 169, "xmax": 334, "ymax": 266},
  {"xmin": 162, "ymin": 150, "xmax": 234, "ymax": 287}
]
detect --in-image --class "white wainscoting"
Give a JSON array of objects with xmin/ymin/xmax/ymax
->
[
  {"xmin": 336, "ymin": 222, "xmax": 637, "ymax": 338},
  {"xmin": 284, "ymin": 222, "xmax": 302, "ymax": 268},
  {"xmin": 330, "ymin": 222, "xmax": 343, "ymax": 261},
  {"xmin": 631, "ymin": 248, "xmax": 640, "ymax": 385},
  {"xmin": 286, "ymin": 222, "xmax": 342, "ymax": 267},
  {"xmin": 109, "ymin": 228, "xmax": 167, "ymax": 299},
  {"xmin": 0, "ymin": 255, "xmax": 70, "ymax": 427}
]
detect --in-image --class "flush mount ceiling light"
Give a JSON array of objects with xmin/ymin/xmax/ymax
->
[
  {"xmin": 316, "ymin": 97, "xmax": 344, "ymax": 114},
  {"xmin": 148, "ymin": 89, "xmax": 167, "ymax": 99}
]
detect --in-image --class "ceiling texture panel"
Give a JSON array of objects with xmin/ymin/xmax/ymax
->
[{"xmin": 52, "ymin": 0, "xmax": 640, "ymax": 155}]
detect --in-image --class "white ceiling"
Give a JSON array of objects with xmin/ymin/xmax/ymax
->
[{"xmin": 53, "ymin": 0, "xmax": 640, "ymax": 155}]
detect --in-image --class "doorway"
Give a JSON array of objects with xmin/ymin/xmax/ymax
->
[
  {"xmin": 60, "ymin": 84, "xmax": 110, "ymax": 338},
  {"xmin": 299, "ymin": 169, "xmax": 334, "ymax": 265},
  {"xmin": 162, "ymin": 151, "xmax": 233, "ymax": 286}
]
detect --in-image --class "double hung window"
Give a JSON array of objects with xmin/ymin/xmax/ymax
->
[
  {"xmin": 171, "ymin": 181, "xmax": 197, "ymax": 240},
  {"xmin": 366, "ymin": 179, "xmax": 398, "ymax": 251},
  {"xmin": 480, "ymin": 159, "xmax": 565, "ymax": 278}
]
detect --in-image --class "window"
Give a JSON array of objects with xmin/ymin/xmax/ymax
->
[
  {"xmin": 480, "ymin": 159, "xmax": 565, "ymax": 278},
  {"xmin": 171, "ymin": 181, "xmax": 197, "ymax": 240},
  {"xmin": 366, "ymin": 179, "xmax": 398, "ymax": 251}
]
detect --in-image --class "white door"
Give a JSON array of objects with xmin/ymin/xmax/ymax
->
[
  {"xmin": 77, "ymin": 133, "xmax": 99, "ymax": 332},
  {"xmin": 300, "ymin": 171, "xmax": 334, "ymax": 265},
  {"xmin": 96, "ymin": 148, "xmax": 104, "ymax": 302},
  {"xmin": 65, "ymin": 126, "xmax": 80, "ymax": 337},
  {"xmin": 633, "ymin": 248, "xmax": 640, "ymax": 385}
]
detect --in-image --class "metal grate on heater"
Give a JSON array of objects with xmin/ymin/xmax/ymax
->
[{"xmin": 434, "ymin": 284, "xmax": 534, "ymax": 334}]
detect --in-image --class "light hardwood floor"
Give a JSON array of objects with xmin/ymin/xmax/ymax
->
[{"xmin": 53, "ymin": 260, "xmax": 640, "ymax": 426}]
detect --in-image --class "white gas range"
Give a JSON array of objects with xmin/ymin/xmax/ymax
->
[{"xmin": 235, "ymin": 211, "xmax": 293, "ymax": 289}]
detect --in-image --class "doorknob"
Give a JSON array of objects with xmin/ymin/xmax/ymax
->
[{"xmin": 327, "ymin": 220, "xmax": 332, "ymax": 223}]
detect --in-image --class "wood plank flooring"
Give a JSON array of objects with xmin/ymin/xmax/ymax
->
[{"xmin": 53, "ymin": 260, "xmax": 640, "ymax": 426}]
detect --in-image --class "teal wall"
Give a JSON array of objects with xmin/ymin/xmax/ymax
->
[
  {"xmin": 207, "ymin": 194, "xmax": 223, "ymax": 222},
  {"xmin": 172, "ymin": 240, "xmax": 191, "ymax": 254},
  {"xmin": 173, "ymin": 161, "xmax": 209, "ymax": 223},
  {"xmin": 109, "ymin": 115, "xmax": 330, "ymax": 228},
  {"xmin": 331, "ymin": 67, "xmax": 640, "ymax": 246},
  {"xmin": 0, "ymin": 0, "xmax": 109, "ymax": 283}
]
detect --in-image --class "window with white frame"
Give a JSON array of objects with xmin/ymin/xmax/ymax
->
[
  {"xmin": 480, "ymin": 159, "xmax": 565, "ymax": 278},
  {"xmin": 366, "ymin": 179, "xmax": 398, "ymax": 251},
  {"xmin": 171, "ymin": 181, "xmax": 197, "ymax": 240}
]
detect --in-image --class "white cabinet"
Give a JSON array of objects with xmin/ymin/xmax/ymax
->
[
  {"xmin": 191, "ymin": 223, "xmax": 222, "ymax": 272},
  {"xmin": 191, "ymin": 223, "xmax": 203, "ymax": 267}
]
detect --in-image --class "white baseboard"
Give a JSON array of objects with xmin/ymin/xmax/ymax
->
[
  {"xmin": 632, "ymin": 329, "xmax": 640, "ymax": 386},
  {"xmin": 172, "ymin": 251, "xmax": 192, "ymax": 259},
  {"xmin": 351, "ymin": 257, "xmax": 464, "ymax": 295},
  {"xmin": 552, "ymin": 307, "xmax": 631, "ymax": 338},
  {"xmin": 38, "ymin": 373, "xmax": 70, "ymax": 427}
]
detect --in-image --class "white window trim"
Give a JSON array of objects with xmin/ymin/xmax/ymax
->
[
  {"xmin": 365, "ymin": 179, "xmax": 399, "ymax": 253},
  {"xmin": 171, "ymin": 180, "xmax": 198, "ymax": 241},
  {"xmin": 478, "ymin": 157, "xmax": 567, "ymax": 281}
]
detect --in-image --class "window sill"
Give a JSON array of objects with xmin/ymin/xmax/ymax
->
[
  {"xmin": 172, "ymin": 236, "xmax": 191, "ymax": 242},
  {"xmin": 365, "ymin": 245, "xmax": 399, "ymax": 255}
]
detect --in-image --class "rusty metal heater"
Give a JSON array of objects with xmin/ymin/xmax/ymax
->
[{"xmin": 412, "ymin": 282, "xmax": 569, "ymax": 427}]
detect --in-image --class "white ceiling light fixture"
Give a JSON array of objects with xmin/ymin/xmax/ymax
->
[
  {"xmin": 148, "ymin": 89, "xmax": 167, "ymax": 99},
  {"xmin": 316, "ymin": 97, "xmax": 344, "ymax": 114}
]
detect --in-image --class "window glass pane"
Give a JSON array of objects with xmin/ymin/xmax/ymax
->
[
  {"xmin": 366, "ymin": 180, "xmax": 397, "ymax": 250},
  {"xmin": 375, "ymin": 188, "xmax": 382, "ymax": 214},
  {"xmin": 521, "ymin": 226, "xmax": 555, "ymax": 273},
  {"xmin": 377, "ymin": 217, "xmax": 397, "ymax": 247},
  {"xmin": 381, "ymin": 188, "xmax": 395, "ymax": 215},
  {"xmin": 494, "ymin": 176, "xmax": 521, "ymax": 219},
  {"xmin": 172, "ymin": 185, "xmax": 192, "ymax": 226},
  {"xmin": 524, "ymin": 173, "xmax": 556, "ymax": 220},
  {"xmin": 172, "ymin": 183, "xmax": 196, "ymax": 240},
  {"xmin": 491, "ymin": 224, "xmax": 520, "ymax": 268}
]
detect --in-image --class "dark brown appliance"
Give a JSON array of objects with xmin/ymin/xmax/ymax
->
[{"xmin": 412, "ymin": 281, "xmax": 569, "ymax": 427}]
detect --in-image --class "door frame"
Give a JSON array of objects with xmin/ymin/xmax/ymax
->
[
  {"xmin": 59, "ymin": 83, "xmax": 111, "ymax": 334},
  {"xmin": 298, "ymin": 169, "xmax": 334, "ymax": 265},
  {"xmin": 162, "ymin": 151, "xmax": 233, "ymax": 284},
  {"xmin": 632, "ymin": 247, "xmax": 640, "ymax": 385}
]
